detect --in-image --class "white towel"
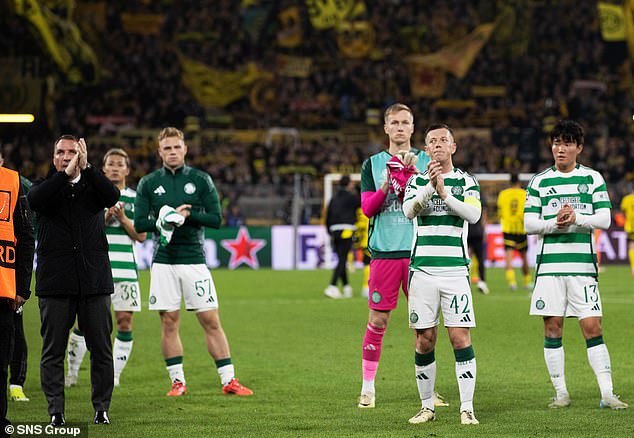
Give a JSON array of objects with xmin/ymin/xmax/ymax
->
[{"xmin": 156, "ymin": 205, "xmax": 185, "ymax": 246}]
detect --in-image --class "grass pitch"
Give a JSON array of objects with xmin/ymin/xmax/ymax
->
[{"xmin": 12, "ymin": 266, "xmax": 634, "ymax": 437}]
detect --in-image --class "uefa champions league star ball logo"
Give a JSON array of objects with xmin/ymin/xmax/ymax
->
[{"xmin": 184, "ymin": 183, "xmax": 196, "ymax": 194}]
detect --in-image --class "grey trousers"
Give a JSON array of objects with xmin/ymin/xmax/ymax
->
[{"xmin": 39, "ymin": 295, "xmax": 113, "ymax": 415}]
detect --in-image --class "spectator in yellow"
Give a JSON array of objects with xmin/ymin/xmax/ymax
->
[
  {"xmin": 620, "ymin": 186, "xmax": 634, "ymax": 276},
  {"xmin": 354, "ymin": 206, "xmax": 371, "ymax": 298},
  {"xmin": 497, "ymin": 173, "xmax": 531, "ymax": 290}
]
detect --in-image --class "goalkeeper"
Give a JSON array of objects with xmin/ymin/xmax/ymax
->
[{"xmin": 356, "ymin": 104, "xmax": 448, "ymax": 410}]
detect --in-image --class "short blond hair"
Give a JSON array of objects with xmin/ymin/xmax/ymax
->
[
  {"xmin": 157, "ymin": 127, "xmax": 184, "ymax": 142},
  {"xmin": 384, "ymin": 103, "xmax": 413, "ymax": 123},
  {"xmin": 103, "ymin": 148, "xmax": 130, "ymax": 166}
]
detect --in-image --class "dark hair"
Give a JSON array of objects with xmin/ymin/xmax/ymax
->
[
  {"xmin": 549, "ymin": 120, "xmax": 584, "ymax": 145},
  {"xmin": 510, "ymin": 172, "xmax": 519, "ymax": 184},
  {"xmin": 53, "ymin": 134, "xmax": 79, "ymax": 149},
  {"xmin": 424, "ymin": 123, "xmax": 454, "ymax": 140},
  {"xmin": 339, "ymin": 175, "xmax": 351, "ymax": 187}
]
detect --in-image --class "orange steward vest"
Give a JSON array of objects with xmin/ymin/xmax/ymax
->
[{"xmin": 0, "ymin": 167, "xmax": 19, "ymax": 299}]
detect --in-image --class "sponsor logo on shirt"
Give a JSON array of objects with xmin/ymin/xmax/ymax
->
[{"xmin": 154, "ymin": 185, "xmax": 166, "ymax": 196}]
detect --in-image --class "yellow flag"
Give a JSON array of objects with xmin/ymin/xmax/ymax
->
[
  {"xmin": 14, "ymin": 0, "xmax": 100, "ymax": 83},
  {"xmin": 277, "ymin": 7, "xmax": 303, "ymax": 47},
  {"xmin": 180, "ymin": 55, "xmax": 272, "ymax": 108},
  {"xmin": 406, "ymin": 23, "xmax": 495, "ymax": 79},
  {"xmin": 407, "ymin": 65, "xmax": 446, "ymax": 98},
  {"xmin": 598, "ymin": 2, "xmax": 626, "ymax": 41},
  {"xmin": 337, "ymin": 20, "xmax": 375, "ymax": 58}
]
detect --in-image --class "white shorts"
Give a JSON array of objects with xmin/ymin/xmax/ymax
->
[
  {"xmin": 530, "ymin": 276, "xmax": 602, "ymax": 319},
  {"xmin": 408, "ymin": 272, "xmax": 476, "ymax": 329},
  {"xmin": 111, "ymin": 281, "xmax": 142, "ymax": 312},
  {"xmin": 149, "ymin": 263, "xmax": 219, "ymax": 312}
]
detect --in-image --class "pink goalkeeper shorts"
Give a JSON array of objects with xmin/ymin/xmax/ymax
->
[{"xmin": 367, "ymin": 258, "xmax": 410, "ymax": 311}]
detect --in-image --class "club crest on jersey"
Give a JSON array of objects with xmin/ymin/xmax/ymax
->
[
  {"xmin": 451, "ymin": 185, "xmax": 463, "ymax": 196},
  {"xmin": 184, "ymin": 183, "xmax": 196, "ymax": 194},
  {"xmin": 536, "ymin": 299, "xmax": 545, "ymax": 310},
  {"xmin": 153, "ymin": 185, "xmax": 166, "ymax": 196},
  {"xmin": 409, "ymin": 311, "xmax": 419, "ymax": 323},
  {"xmin": 578, "ymin": 183, "xmax": 589, "ymax": 194},
  {"xmin": 371, "ymin": 291, "xmax": 382, "ymax": 304}
]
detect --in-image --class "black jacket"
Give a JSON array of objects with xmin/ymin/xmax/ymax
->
[
  {"xmin": 28, "ymin": 166, "xmax": 119, "ymax": 296},
  {"xmin": 326, "ymin": 188, "xmax": 360, "ymax": 233}
]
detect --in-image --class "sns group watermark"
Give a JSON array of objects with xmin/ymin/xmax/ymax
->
[{"xmin": 4, "ymin": 423, "xmax": 86, "ymax": 437}]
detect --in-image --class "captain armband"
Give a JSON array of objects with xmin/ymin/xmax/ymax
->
[{"xmin": 464, "ymin": 197, "xmax": 481, "ymax": 210}]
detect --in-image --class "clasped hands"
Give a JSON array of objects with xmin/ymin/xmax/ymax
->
[
  {"xmin": 556, "ymin": 204, "xmax": 576, "ymax": 229},
  {"xmin": 65, "ymin": 138, "xmax": 89, "ymax": 178},
  {"xmin": 427, "ymin": 160, "xmax": 446, "ymax": 199}
]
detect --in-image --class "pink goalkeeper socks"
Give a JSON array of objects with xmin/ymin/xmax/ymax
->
[{"xmin": 362, "ymin": 323, "xmax": 386, "ymax": 380}]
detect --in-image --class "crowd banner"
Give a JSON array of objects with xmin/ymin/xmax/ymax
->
[
  {"xmin": 305, "ymin": 0, "xmax": 365, "ymax": 30},
  {"xmin": 121, "ymin": 13, "xmax": 165, "ymax": 35},
  {"xmin": 276, "ymin": 54, "xmax": 313, "ymax": 78}
]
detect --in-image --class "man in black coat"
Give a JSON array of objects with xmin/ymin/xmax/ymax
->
[
  {"xmin": 324, "ymin": 175, "xmax": 361, "ymax": 299},
  {"xmin": 28, "ymin": 136, "xmax": 119, "ymax": 426}
]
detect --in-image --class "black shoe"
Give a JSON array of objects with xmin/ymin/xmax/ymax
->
[
  {"xmin": 94, "ymin": 410, "xmax": 110, "ymax": 425},
  {"xmin": 50, "ymin": 413, "xmax": 65, "ymax": 426}
]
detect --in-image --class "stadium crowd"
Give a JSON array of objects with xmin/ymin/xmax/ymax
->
[{"xmin": 1, "ymin": 0, "xmax": 633, "ymax": 223}]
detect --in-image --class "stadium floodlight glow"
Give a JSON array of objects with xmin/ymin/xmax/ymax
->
[{"xmin": 0, "ymin": 114, "xmax": 35, "ymax": 123}]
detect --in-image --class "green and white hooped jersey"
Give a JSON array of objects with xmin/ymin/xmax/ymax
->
[
  {"xmin": 405, "ymin": 168, "xmax": 480, "ymax": 276},
  {"xmin": 360, "ymin": 149, "xmax": 430, "ymax": 259},
  {"xmin": 525, "ymin": 164, "xmax": 611, "ymax": 277},
  {"xmin": 106, "ymin": 187, "xmax": 139, "ymax": 283}
]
